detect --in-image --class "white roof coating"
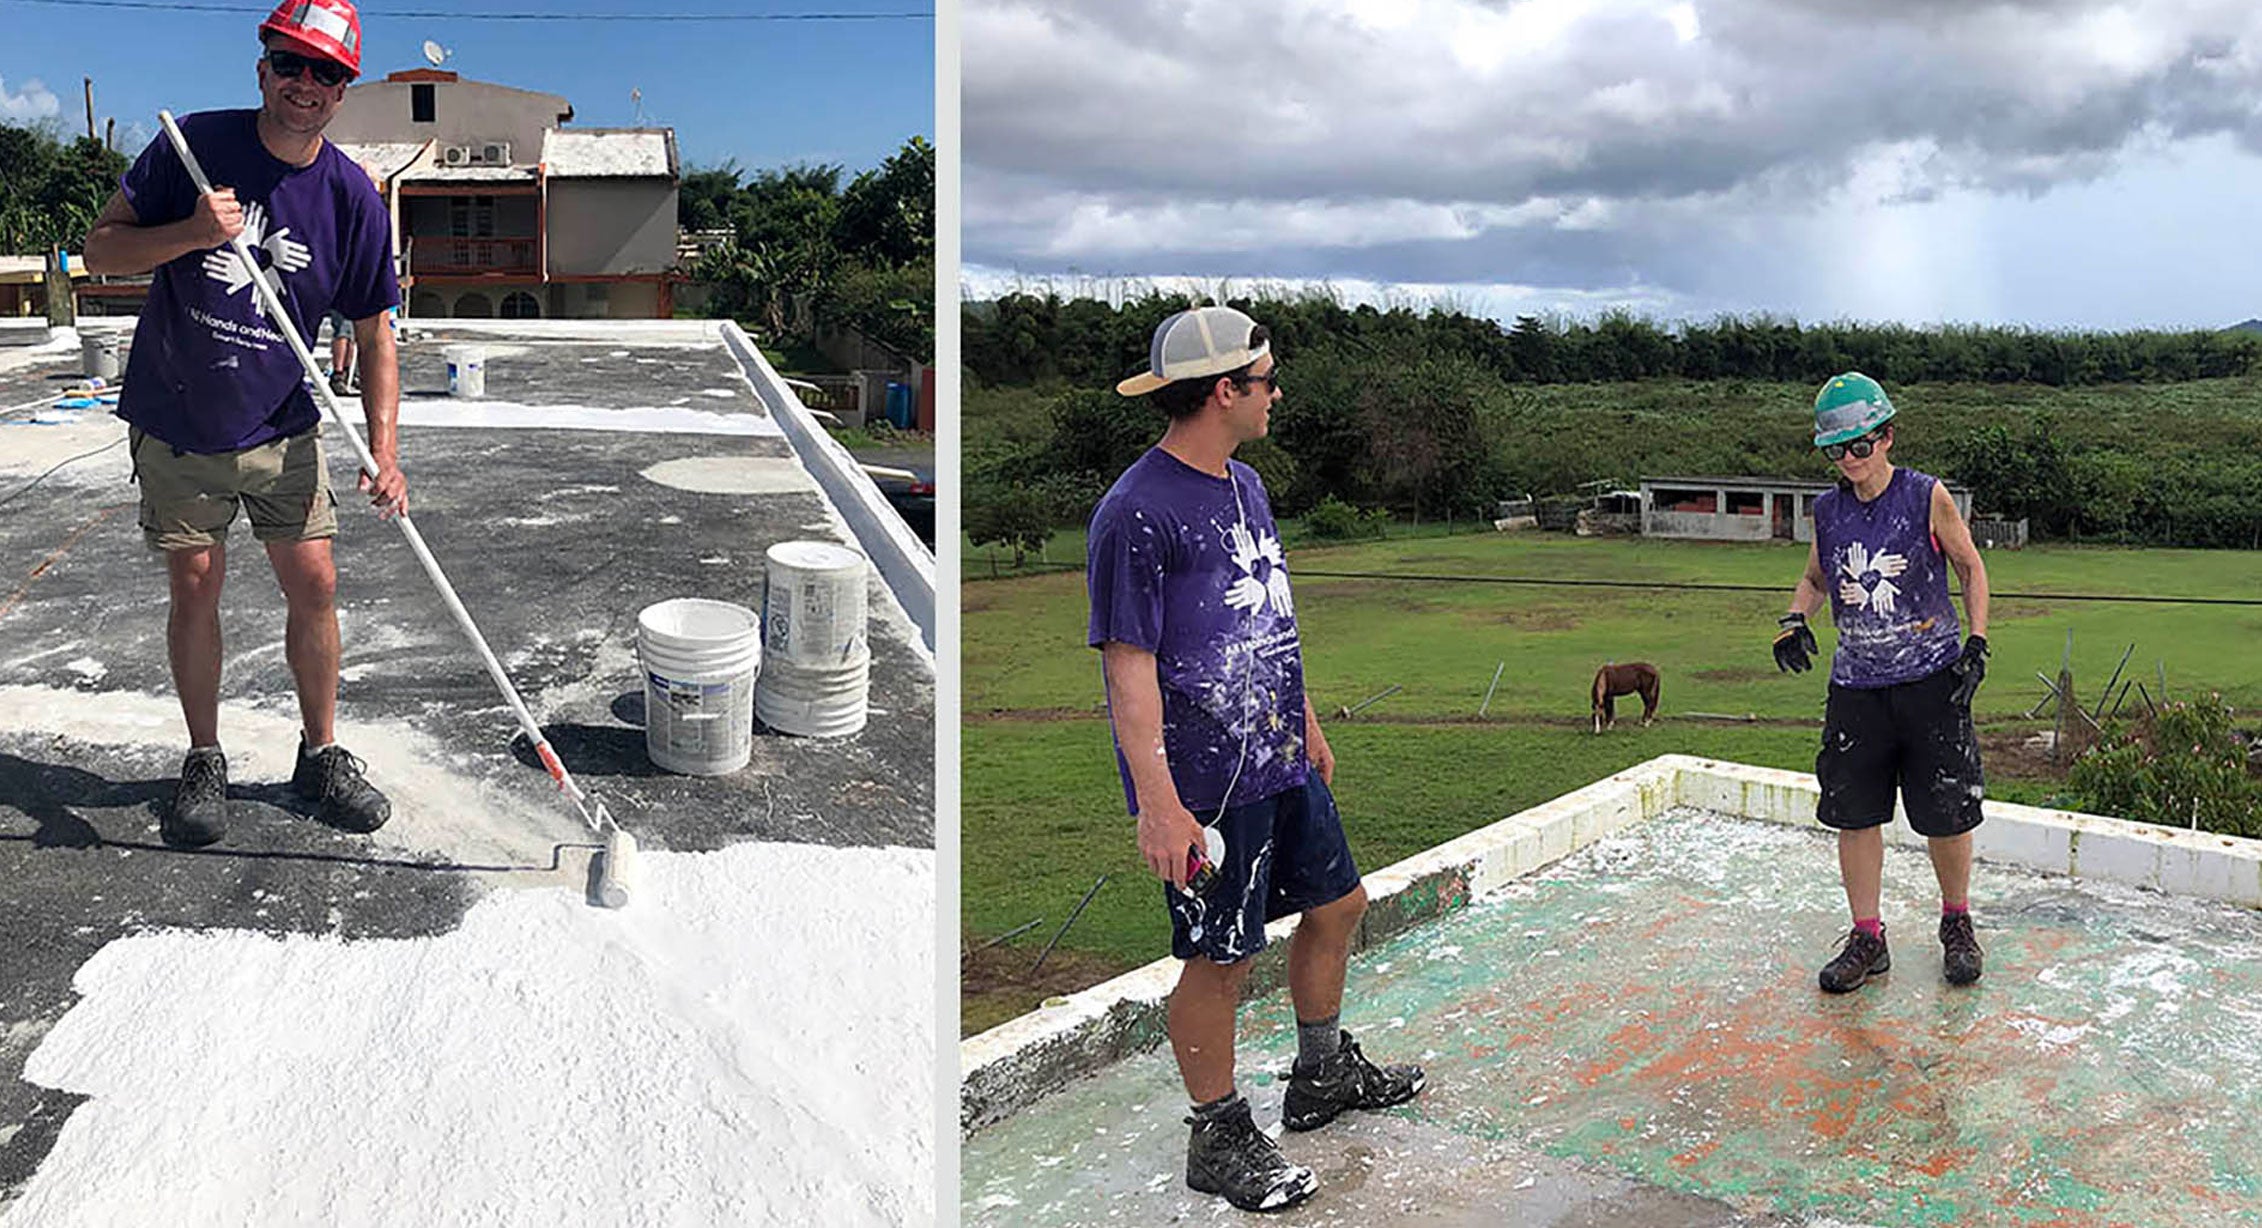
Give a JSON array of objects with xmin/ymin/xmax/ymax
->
[
  {"xmin": 397, "ymin": 165, "xmax": 538, "ymax": 183},
  {"xmin": 543, "ymin": 129, "xmax": 675, "ymax": 178},
  {"xmin": 3, "ymin": 840, "xmax": 935, "ymax": 1227},
  {"xmin": 331, "ymin": 140, "xmax": 428, "ymax": 178}
]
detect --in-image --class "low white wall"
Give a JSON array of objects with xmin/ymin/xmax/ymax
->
[{"xmin": 960, "ymin": 754, "xmax": 2262, "ymax": 1133}]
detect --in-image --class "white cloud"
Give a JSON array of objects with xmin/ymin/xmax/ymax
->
[
  {"xmin": 966, "ymin": 0, "xmax": 2262, "ymax": 324},
  {"xmin": 1, "ymin": 75, "xmax": 62, "ymax": 123}
]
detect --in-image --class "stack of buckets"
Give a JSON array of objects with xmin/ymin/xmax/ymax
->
[
  {"xmin": 756, "ymin": 541, "xmax": 871, "ymax": 737},
  {"xmin": 637, "ymin": 598, "xmax": 762, "ymax": 775}
]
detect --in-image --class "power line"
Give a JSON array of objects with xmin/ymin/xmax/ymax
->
[{"xmin": 5, "ymin": 0, "xmax": 929, "ymax": 18}]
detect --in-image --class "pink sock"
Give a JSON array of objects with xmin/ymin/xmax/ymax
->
[
  {"xmin": 1854, "ymin": 917, "xmax": 1883, "ymax": 938},
  {"xmin": 1942, "ymin": 902, "xmax": 1969, "ymax": 918}
]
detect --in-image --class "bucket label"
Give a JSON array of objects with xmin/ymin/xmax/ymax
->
[{"xmin": 645, "ymin": 670, "xmax": 753, "ymax": 761}]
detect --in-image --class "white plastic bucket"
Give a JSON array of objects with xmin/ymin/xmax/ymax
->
[
  {"xmin": 445, "ymin": 345, "xmax": 486, "ymax": 398},
  {"xmin": 637, "ymin": 597, "xmax": 761, "ymax": 775},
  {"xmin": 81, "ymin": 329, "xmax": 120, "ymax": 381},
  {"xmin": 755, "ymin": 658, "xmax": 870, "ymax": 737},
  {"xmin": 762, "ymin": 540, "xmax": 869, "ymax": 668}
]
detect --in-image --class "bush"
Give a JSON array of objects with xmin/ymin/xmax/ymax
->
[
  {"xmin": 1303, "ymin": 495, "xmax": 1389, "ymax": 541},
  {"xmin": 2067, "ymin": 696, "xmax": 2262, "ymax": 837}
]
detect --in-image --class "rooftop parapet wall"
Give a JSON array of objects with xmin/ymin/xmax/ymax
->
[{"xmin": 960, "ymin": 754, "xmax": 2262, "ymax": 1135}]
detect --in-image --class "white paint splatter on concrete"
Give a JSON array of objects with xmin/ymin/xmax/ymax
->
[
  {"xmin": 698, "ymin": 388, "xmax": 739, "ymax": 399},
  {"xmin": 393, "ymin": 402, "xmax": 779, "ymax": 438},
  {"xmin": 3, "ymin": 841, "xmax": 934, "ymax": 1228},
  {"xmin": 640, "ymin": 456, "xmax": 814, "ymax": 497},
  {"xmin": 62, "ymin": 657, "xmax": 107, "ymax": 684}
]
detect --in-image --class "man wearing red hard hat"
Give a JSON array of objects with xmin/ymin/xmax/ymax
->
[{"xmin": 82, "ymin": 0, "xmax": 402, "ymax": 847}]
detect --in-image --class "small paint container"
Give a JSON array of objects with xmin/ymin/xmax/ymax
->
[{"xmin": 1182, "ymin": 826, "xmax": 1227, "ymax": 897}]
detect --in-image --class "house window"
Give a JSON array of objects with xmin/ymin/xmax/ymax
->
[
  {"xmin": 1653, "ymin": 488, "xmax": 1719, "ymax": 514},
  {"xmin": 449, "ymin": 196, "xmax": 495, "ymax": 238},
  {"xmin": 1726, "ymin": 491, "xmax": 1766, "ymax": 516},
  {"xmin": 585, "ymin": 283, "xmax": 610, "ymax": 311},
  {"xmin": 411, "ymin": 83, "xmax": 435, "ymax": 123},
  {"xmin": 454, "ymin": 292, "xmax": 492, "ymax": 318},
  {"xmin": 500, "ymin": 291, "xmax": 540, "ymax": 319}
]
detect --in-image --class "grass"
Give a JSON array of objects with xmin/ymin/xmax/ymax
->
[{"xmin": 960, "ymin": 533, "xmax": 2262, "ymax": 1033}]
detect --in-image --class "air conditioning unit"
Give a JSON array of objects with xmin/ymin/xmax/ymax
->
[
  {"xmin": 480, "ymin": 141, "xmax": 512, "ymax": 166},
  {"xmin": 439, "ymin": 144, "xmax": 473, "ymax": 166}
]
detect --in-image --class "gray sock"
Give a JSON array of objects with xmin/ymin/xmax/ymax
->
[
  {"xmin": 1190, "ymin": 1090, "xmax": 1243, "ymax": 1121},
  {"xmin": 1296, "ymin": 1015, "xmax": 1342, "ymax": 1069}
]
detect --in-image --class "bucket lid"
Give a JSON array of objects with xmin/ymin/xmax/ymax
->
[{"xmin": 765, "ymin": 540, "xmax": 866, "ymax": 574}]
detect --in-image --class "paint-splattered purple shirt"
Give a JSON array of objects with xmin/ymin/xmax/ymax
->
[
  {"xmin": 1814, "ymin": 467, "xmax": 1964, "ymax": 688},
  {"xmin": 115, "ymin": 109, "xmax": 399, "ymax": 455},
  {"xmin": 1088, "ymin": 449, "xmax": 1309, "ymax": 815}
]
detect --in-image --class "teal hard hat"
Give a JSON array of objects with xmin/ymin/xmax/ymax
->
[{"xmin": 1812, "ymin": 371, "xmax": 1895, "ymax": 447}]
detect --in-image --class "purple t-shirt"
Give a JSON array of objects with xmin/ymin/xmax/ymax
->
[
  {"xmin": 1088, "ymin": 449, "xmax": 1309, "ymax": 815},
  {"xmin": 115, "ymin": 109, "xmax": 399, "ymax": 454},
  {"xmin": 1813, "ymin": 466, "xmax": 1964, "ymax": 688}
]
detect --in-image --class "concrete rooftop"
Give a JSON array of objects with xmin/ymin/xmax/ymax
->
[
  {"xmin": 0, "ymin": 319, "xmax": 934, "ymax": 1221},
  {"xmin": 963, "ymin": 794, "xmax": 2262, "ymax": 1226}
]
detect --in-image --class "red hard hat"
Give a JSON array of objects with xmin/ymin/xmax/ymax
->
[{"xmin": 259, "ymin": 0, "xmax": 362, "ymax": 78}]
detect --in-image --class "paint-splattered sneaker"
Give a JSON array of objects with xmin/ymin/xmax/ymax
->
[
  {"xmin": 1282, "ymin": 1030, "xmax": 1427, "ymax": 1132},
  {"xmin": 1184, "ymin": 1098, "xmax": 1317, "ymax": 1213},
  {"xmin": 292, "ymin": 739, "xmax": 391, "ymax": 833},
  {"xmin": 1940, "ymin": 912, "xmax": 1983, "ymax": 985},
  {"xmin": 1819, "ymin": 925, "xmax": 1891, "ymax": 993},
  {"xmin": 163, "ymin": 747, "xmax": 229, "ymax": 848}
]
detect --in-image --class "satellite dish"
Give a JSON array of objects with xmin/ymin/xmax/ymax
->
[{"xmin": 422, "ymin": 40, "xmax": 449, "ymax": 67}]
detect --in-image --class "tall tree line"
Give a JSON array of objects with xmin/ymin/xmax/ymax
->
[
  {"xmin": 0, "ymin": 120, "xmax": 130, "ymax": 256},
  {"xmin": 965, "ymin": 291, "xmax": 2262, "ymax": 391},
  {"xmin": 682, "ymin": 136, "xmax": 934, "ymax": 360}
]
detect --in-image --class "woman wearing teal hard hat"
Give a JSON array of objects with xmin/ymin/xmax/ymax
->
[{"xmin": 1773, "ymin": 371, "xmax": 1993, "ymax": 994}]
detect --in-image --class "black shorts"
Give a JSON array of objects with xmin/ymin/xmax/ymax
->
[
  {"xmin": 1816, "ymin": 665, "xmax": 1985, "ymax": 838},
  {"xmin": 1165, "ymin": 777, "xmax": 1362, "ymax": 965}
]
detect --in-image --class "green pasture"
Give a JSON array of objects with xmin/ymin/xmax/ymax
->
[{"xmin": 960, "ymin": 535, "xmax": 2262, "ymax": 1033}]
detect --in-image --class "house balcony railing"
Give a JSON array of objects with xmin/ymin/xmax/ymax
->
[{"xmin": 410, "ymin": 236, "xmax": 538, "ymax": 276}]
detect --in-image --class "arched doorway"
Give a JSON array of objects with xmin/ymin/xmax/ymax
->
[
  {"xmin": 500, "ymin": 290, "xmax": 540, "ymax": 319},
  {"xmin": 410, "ymin": 290, "xmax": 445, "ymax": 319},
  {"xmin": 454, "ymin": 292, "xmax": 493, "ymax": 319}
]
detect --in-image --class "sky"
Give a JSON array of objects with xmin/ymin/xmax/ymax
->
[
  {"xmin": 964, "ymin": 0, "xmax": 2262, "ymax": 331},
  {"xmin": 0, "ymin": 0, "xmax": 933, "ymax": 178}
]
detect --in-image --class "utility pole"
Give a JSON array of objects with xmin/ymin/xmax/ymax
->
[{"xmin": 83, "ymin": 77, "xmax": 95, "ymax": 141}]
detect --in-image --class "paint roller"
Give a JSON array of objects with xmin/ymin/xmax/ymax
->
[{"xmin": 157, "ymin": 111, "xmax": 643, "ymax": 908}]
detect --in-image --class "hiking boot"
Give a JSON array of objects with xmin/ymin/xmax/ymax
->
[
  {"xmin": 292, "ymin": 739, "xmax": 391, "ymax": 833},
  {"xmin": 1940, "ymin": 912, "xmax": 1983, "ymax": 986},
  {"xmin": 163, "ymin": 748, "xmax": 229, "ymax": 848},
  {"xmin": 1282, "ymin": 1030, "xmax": 1427, "ymax": 1132},
  {"xmin": 328, "ymin": 371, "xmax": 356, "ymax": 397},
  {"xmin": 1819, "ymin": 925, "xmax": 1891, "ymax": 994},
  {"xmin": 1184, "ymin": 1099, "xmax": 1317, "ymax": 1213}
]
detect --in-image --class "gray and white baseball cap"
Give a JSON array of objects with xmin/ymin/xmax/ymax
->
[{"xmin": 1115, "ymin": 306, "xmax": 1270, "ymax": 397}]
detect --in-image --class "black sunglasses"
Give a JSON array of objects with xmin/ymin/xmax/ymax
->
[
  {"xmin": 1231, "ymin": 368, "xmax": 1279, "ymax": 393},
  {"xmin": 1821, "ymin": 428, "xmax": 1887, "ymax": 462},
  {"xmin": 266, "ymin": 49, "xmax": 352, "ymax": 88}
]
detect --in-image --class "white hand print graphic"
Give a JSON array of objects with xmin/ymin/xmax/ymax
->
[
  {"xmin": 1259, "ymin": 533, "xmax": 1294, "ymax": 617},
  {"xmin": 1838, "ymin": 541, "xmax": 1908, "ymax": 614},
  {"xmin": 264, "ymin": 225, "xmax": 311, "ymax": 274},
  {"xmin": 199, "ymin": 200, "xmax": 302, "ymax": 317}
]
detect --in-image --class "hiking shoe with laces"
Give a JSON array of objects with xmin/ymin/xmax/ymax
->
[
  {"xmin": 1819, "ymin": 925, "xmax": 1891, "ymax": 994},
  {"xmin": 1282, "ymin": 1030, "xmax": 1427, "ymax": 1132},
  {"xmin": 292, "ymin": 740, "xmax": 391, "ymax": 833},
  {"xmin": 1184, "ymin": 1098, "xmax": 1317, "ymax": 1212},
  {"xmin": 1940, "ymin": 912, "xmax": 1983, "ymax": 986},
  {"xmin": 164, "ymin": 748, "xmax": 229, "ymax": 848}
]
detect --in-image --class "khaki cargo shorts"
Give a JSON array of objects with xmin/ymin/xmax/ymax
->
[{"xmin": 130, "ymin": 426, "xmax": 337, "ymax": 551}]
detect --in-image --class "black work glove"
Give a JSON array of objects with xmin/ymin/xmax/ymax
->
[
  {"xmin": 1949, "ymin": 634, "xmax": 1989, "ymax": 707},
  {"xmin": 1773, "ymin": 612, "xmax": 1818, "ymax": 674}
]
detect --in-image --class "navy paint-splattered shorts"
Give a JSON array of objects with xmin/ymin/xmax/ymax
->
[
  {"xmin": 1816, "ymin": 663, "xmax": 1986, "ymax": 838},
  {"xmin": 1165, "ymin": 776, "xmax": 1363, "ymax": 965}
]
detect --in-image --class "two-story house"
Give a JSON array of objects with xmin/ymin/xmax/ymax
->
[{"xmin": 327, "ymin": 69, "xmax": 680, "ymax": 319}]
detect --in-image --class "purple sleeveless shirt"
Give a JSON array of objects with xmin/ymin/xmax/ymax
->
[{"xmin": 1812, "ymin": 467, "xmax": 1963, "ymax": 689}]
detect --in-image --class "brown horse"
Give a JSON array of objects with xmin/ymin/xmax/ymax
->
[{"xmin": 1592, "ymin": 662, "xmax": 1661, "ymax": 733}]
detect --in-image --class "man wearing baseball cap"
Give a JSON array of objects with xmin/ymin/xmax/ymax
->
[
  {"xmin": 1087, "ymin": 306, "xmax": 1426, "ymax": 1212},
  {"xmin": 1772, "ymin": 372, "xmax": 1992, "ymax": 994},
  {"xmin": 81, "ymin": 0, "xmax": 402, "ymax": 847}
]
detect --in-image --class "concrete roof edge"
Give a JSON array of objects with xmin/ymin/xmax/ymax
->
[{"xmin": 719, "ymin": 321, "xmax": 935, "ymax": 656}]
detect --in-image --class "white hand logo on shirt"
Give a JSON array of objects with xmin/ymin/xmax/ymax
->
[
  {"xmin": 199, "ymin": 200, "xmax": 303, "ymax": 317},
  {"xmin": 1838, "ymin": 541, "xmax": 1907, "ymax": 615},
  {"xmin": 1223, "ymin": 521, "xmax": 1268, "ymax": 614},
  {"xmin": 1259, "ymin": 533, "xmax": 1294, "ymax": 617}
]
